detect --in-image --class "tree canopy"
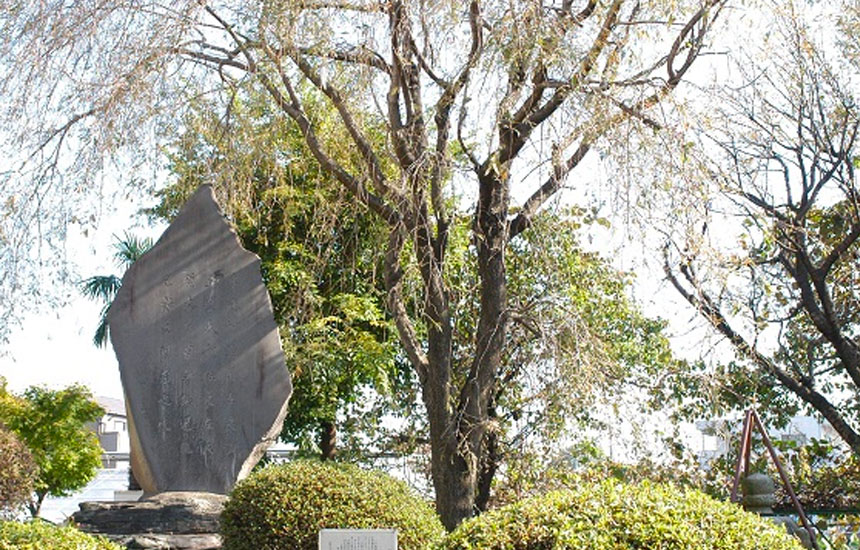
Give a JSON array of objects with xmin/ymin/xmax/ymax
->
[
  {"xmin": 0, "ymin": 381, "xmax": 104, "ymax": 516},
  {"xmin": 0, "ymin": 0, "xmax": 726, "ymax": 528},
  {"xmin": 153, "ymin": 90, "xmax": 683, "ymax": 481},
  {"xmin": 654, "ymin": 1, "xmax": 860, "ymax": 455}
]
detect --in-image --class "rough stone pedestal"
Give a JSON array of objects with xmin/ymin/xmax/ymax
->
[{"xmin": 72, "ymin": 492, "xmax": 225, "ymax": 550}]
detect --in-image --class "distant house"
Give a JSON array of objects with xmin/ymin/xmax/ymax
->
[
  {"xmin": 91, "ymin": 396, "xmax": 131, "ymax": 469},
  {"xmin": 41, "ymin": 396, "xmax": 135, "ymax": 522},
  {"xmin": 693, "ymin": 415, "xmax": 840, "ymax": 466}
]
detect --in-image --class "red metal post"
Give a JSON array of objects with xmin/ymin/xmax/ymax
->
[
  {"xmin": 750, "ymin": 409, "xmax": 820, "ymax": 550},
  {"xmin": 730, "ymin": 409, "xmax": 753, "ymax": 503}
]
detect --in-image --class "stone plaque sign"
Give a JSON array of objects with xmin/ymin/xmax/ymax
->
[
  {"xmin": 108, "ymin": 185, "xmax": 291, "ymax": 494},
  {"xmin": 319, "ymin": 529, "xmax": 397, "ymax": 550}
]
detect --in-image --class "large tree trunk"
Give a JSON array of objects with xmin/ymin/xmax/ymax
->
[
  {"xmin": 429, "ymin": 424, "xmax": 478, "ymax": 531},
  {"xmin": 422, "ymin": 321, "xmax": 478, "ymax": 530},
  {"xmin": 421, "ymin": 237, "xmax": 473, "ymax": 530},
  {"xmin": 319, "ymin": 420, "xmax": 336, "ymax": 461},
  {"xmin": 428, "ymin": 171, "xmax": 510, "ymax": 530},
  {"xmin": 383, "ymin": 216, "xmax": 478, "ymax": 530}
]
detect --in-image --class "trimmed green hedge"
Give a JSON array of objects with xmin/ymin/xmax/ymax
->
[
  {"xmin": 440, "ymin": 480, "xmax": 804, "ymax": 550},
  {"xmin": 0, "ymin": 521, "xmax": 121, "ymax": 550},
  {"xmin": 220, "ymin": 460, "xmax": 444, "ymax": 550}
]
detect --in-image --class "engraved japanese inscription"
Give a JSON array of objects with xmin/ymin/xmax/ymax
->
[{"xmin": 108, "ymin": 185, "xmax": 292, "ymax": 494}]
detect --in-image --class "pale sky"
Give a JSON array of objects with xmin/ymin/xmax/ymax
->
[
  {"xmin": 0, "ymin": 195, "xmax": 165, "ymax": 400},
  {"xmin": 1, "ymin": 299, "xmax": 124, "ymax": 398}
]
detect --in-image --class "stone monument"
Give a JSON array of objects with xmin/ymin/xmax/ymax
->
[
  {"xmin": 107, "ymin": 184, "xmax": 291, "ymax": 494},
  {"xmin": 74, "ymin": 185, "xmax": 292, "ymax": 549}
]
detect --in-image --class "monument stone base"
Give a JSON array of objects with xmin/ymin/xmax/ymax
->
[{"xmin": 72, "ymin": 492, "xmax": 226, "ymax": 550}]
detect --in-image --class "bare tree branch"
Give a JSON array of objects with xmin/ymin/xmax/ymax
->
[
  {"xmin": 663, "ymin": 247, "xmax": 860, "ymax": 453},
  {"xmin": 296, "ymin": 0, "xmax": 386, "ymax": 12},
  {"xmin": 297, "ymin": 45, "xmax": 391, "ymax": 73}
]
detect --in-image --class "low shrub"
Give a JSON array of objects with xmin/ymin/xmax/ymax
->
[
  {"xmin": 220, "ymin": 460, "xmax": 444, "ymax": 550},
  {"xmin": 440, "ymin": 479, "xmax": 804, "ymax": 550},
  {"xmin": 0, "ymin": 520, "xmax": 121, "ymax": 550},
  {"xmin": 0, "ymin": 424, "xmax": 36, "ymax": 516}
]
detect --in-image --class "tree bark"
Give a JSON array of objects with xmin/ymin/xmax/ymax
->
[
  {"xmin": 419, "ymin": 222, "xmax": 472, "ymax": 530},
  {"xmin": 475, "ymin": 404, "xmax": 500, "ymax": 513},
  {"xmin": 429, "ymin": 170, "xmax": 511, "ymax": 529},
  {"xmin": 429, "ymin": 427, "xmax": 477, "ymax": 531},
  {"xmin": 320, "ymin": 420, "xmax": 336, "ymax": 461},
  {"xmin": 422, "ymin": 305, "xmax": 478, "ymax": 530}
]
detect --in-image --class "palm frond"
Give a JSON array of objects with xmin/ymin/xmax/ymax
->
[
  {"xmin": 79, "ymin": 275, "xmax": 122, "ymax": 302},
  {"xmin": 93, "ymin": 308, "xmax": 111, "ymax": 348},
  {"xmin": 114, "ymin": 232, "xmax": 154, "ymax": 268},
  {"xmin": 79, "ymin": 232, "xmax": 154, "ymax": 350}
]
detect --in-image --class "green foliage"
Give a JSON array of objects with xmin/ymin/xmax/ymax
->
[
  {"xmin": 493, "ymin": 439, "xmax": 860, "ymax": 548},
  {"xmin": 459, "ymin": 212, "xmax": 687, "ymax": 490},
  {"xmin": 823, "ymin": 514, "xmax": 860, "ymax": 550},
  {"xmin": 510, "ymin": 434, "xmax": 860, "ymax": 509},
  {"xmin": 220, "ymin": 460, "xmax": 444, "ymax": 550},
  {"xmin": 507, "ymin": 212, "xmax": 680, "ymax": 404},
  {"xmin": 80, "ymin": 232, "xmax": 154, "ymax": 347},
  {"xmin": 0, "ymin": 520, "xmax": 121, "ymax": 550},
  {"xmin": 439, "ymin": 480, "xmax": 804, "ymax": 550},
  {"xmin": 0, "ymin": 381, "xmax": 104, "ymax": 516},
  {"xmin": 491, "ymin": 440, "xmax": 712, "ymax": 509},
  {"xmin": 693, "ymin": 437, "xmax": 860, "ymax": 549},
  {"xmin": 527, "ymin": 436, "xmax": 860, "ymax": 549},
  {"xmin": 150, "ymin": 90, "xmax": 411, "ymax": 460},
  {"xmin": 696, "ymin": 436, "xmax": 860, "ymax": 511},
  {"xmin": 775, "ymin": 439, "xmax": 860, "ymax": 510},
  {"xmin": 0, "ymin": 424, "xmax": 36, "ymax": 517}
]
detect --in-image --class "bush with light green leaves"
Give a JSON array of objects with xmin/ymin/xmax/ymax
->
[
  {"xmin": 0, "ymin": 381, "xmax": 104, "ymax": 516},
  {"xmin": 220, "ymin": 460, "xmax": 444, "ymax": 550},
  {"xmin": 439, "ymin": 479, "xmax": 804, "ymax": 550},
  {"xmin": 0, "ymin": 521, "xmax": 121, "ymax": 550}
]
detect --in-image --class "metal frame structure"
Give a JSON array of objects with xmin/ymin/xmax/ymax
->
[{"xmin": 729, "ymin": 408, "xmax": 819, "ymax": 549}]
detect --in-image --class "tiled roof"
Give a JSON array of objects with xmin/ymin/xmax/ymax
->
[{"xmin": 95, "ymin": 396, "xmax": 126, "ymax": 417}]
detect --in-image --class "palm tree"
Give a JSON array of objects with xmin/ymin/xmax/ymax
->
[
  {"xmin": 80, "ymin": 232, "xmax": 153, "ymax": 491},
  {"xmin": 80, "ymin": 232, "xmax": 153, "ymax": 347}
]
